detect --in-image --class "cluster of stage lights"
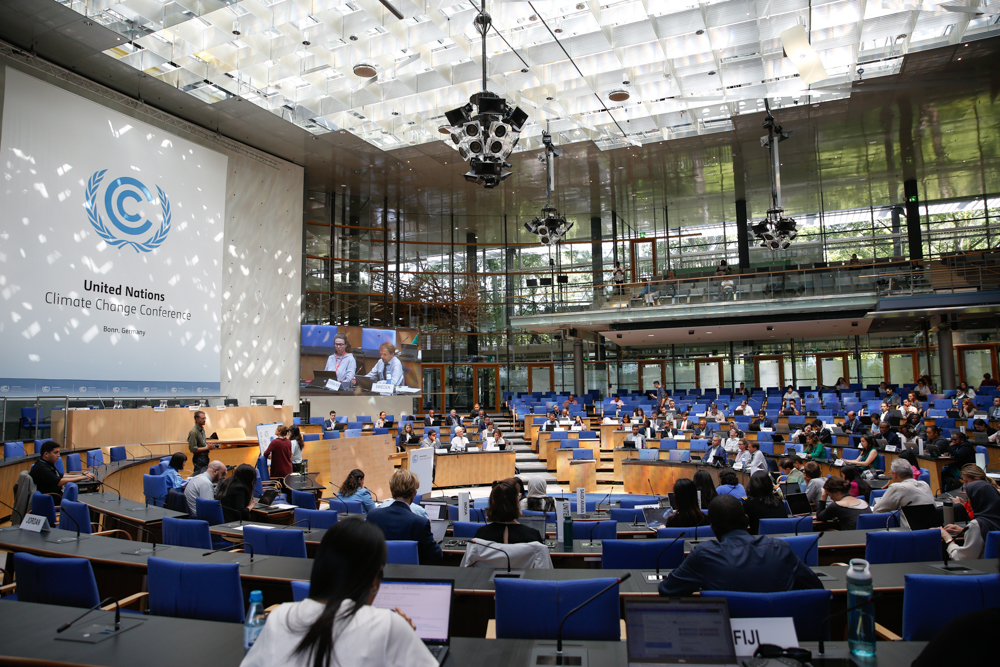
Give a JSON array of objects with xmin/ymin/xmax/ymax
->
[
  {"xmin": 444, "ymin": 93, "xmax": 528, "ymax": 189},
  {"xmin": 751, "ymin": 209, "xmax": 799, "ymax": 250},
  {"xmin": 524, "ymin": 205, "xmax": 574, "ymax": 246}
]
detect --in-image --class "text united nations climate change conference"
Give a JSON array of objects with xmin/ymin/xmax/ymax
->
[{"xmin": 43, "ymin": 279, "xmax": 193, "ymax": 322}]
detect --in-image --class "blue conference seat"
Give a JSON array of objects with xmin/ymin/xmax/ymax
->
[
  {"xmin": 165, "ymin": 489, "xmax": 188, "ymax": 516},
  {"xmin": 19, "ymin": 408, "xmax": 49, "ymax": 438},
  {"xmin": 294, "ymin": 508, "xmax": 338, "ymax": 530},
  {"xmin": 12, "ymin": 553, "xmax": 101, "ymax": 608},
  {"xmin": 65, "ymin": 453, "xmax": 82, "ymax": 472},
  {"xmin": 856, "ymin": 511, "xmax": 900, "ymax": 530},
  {"xmin": 61, "ymin": 482, "xmax": 79, "ymax": 502},
  {"xmin": 902, "ymin": 574, "xmax": 1000, "ymax": 640},
  {"xmin": 609, "ymin": 508, "xmax": 644, "ymax": 523},
  {"xmin": 109, "ymin": 446, "xmax": 127, "ymax": 462},
  {"xmin": 147, "ymin": 557, "xmax": 245, "ymax": 623},
  {"xmin": 572, "ymin": 449, "xmax": 593, "ymax": 460},
  {"xmin": 618, "ymin": 496, "xmax": 657, "ymax": 509},
  {"xmin": 142, "ymin": 474, "xmax": 168, "ymax": 507},
  {"xmin": 656, "ymin": 526, "xmax": 715, "ymax": 539},
  {"xmin": 710, "ymin": 590, "xmax": 833, "ymax": 641},
  {"xmin": 573, "ymin": 520, "xmax": 617, "ymax": 541},
  {"xmin": 195, "ymin": 497, "xmax": 226, "ymax": 526},
  {"xmin": 30, "ymin": 492, "xmax": 57, "ymax": 527},
  {"xmin": 243, "ymin": 525, "xmax": 307, "ymax": 559},
  {"xmin": 758, "ymin": 516, "xmax": 814, "ymax": 535},
  {"xmin": 602, "ymin": 538, "xmax": 684, "ymax": 570},
  {"xmin": 777, "ymin": 534, "xmax": 821, "ymax": 566},
  {"xmin": 494, "ymin": 578, "xmax": 621, "ymax": 640},
  {"xmin": 303, "ymin": 433, "xmax": 321, "ymax": 441},
  {"xmin": 343, "ymin": 429, "xmax": 363, "ymax": 438},
  {"xmin": 451, "ymin": 521, "xmax": 481, "ymax": 538},
  {"xmin": 865, "ymin": 529, "xmax": 941, "ymax": 564},
  {"xmin": 162, "ymin": 516, "xmax": 213, "ymax": 550},
  {"xmin": 326, "ymin": 498, "xmax": 364, "ymax": 515},
  {"xmin": 386, "ymin": 540, "xmax": 419, "ymax": 565},
  {"xmin": 659, "ymin": 439, "xmax": 677, "ymax": 449},
  {"xmin": 985, "ymin": 531, "xmax": 999, "ymax": 559},
  {"xmin": 86, "ymin": 450, "xmax": 103, "ymax": 467},
  {"xmin": 4, "ymin": 442, "xmax": 26, "ymax": 459},
  {"xmin": 291, "ymin": 580, "xmax": 310, "ymax": 602},
  {"xmin": 290, "ymin": 489, "xmax": 317, "ymax": 510},
  {"xmin": 58, "ymin": 499, "xmax": 95, "ymax": 535}
]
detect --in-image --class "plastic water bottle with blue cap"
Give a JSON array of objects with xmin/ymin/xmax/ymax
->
[
  {"xmin": 846, "ymin": 559, "xmax": 875, "ymax": 657},
  {"xmin": 244, "ymin": 589, "xmax": 266, "ymax": 654}
]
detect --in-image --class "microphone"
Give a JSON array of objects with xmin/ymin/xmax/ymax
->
[
  {"xmin": 137, "ymin": 443, "xmax": 154, "ymax": 458},
  {"xmin": 648, "ymin": 479, "xmax": 657, "ymax": 500},
  {"xmin": 794, "ymin": 515, "xmax": 811, "ymax": 536},
  {"xmin": 326, "ymin": 488, "xmax": 349, "ymax": 515},
  {"xmin": 801, "ymin": 532, "xmax": 823, "ymax": 565},
  {"xmin": 99, "ymin": 479, "xmax": 123, "ymax": 503},
  {"xmin": 202, "ymin": 542, "xmax": 256, "ymax": 562},
  {"xmin": 369, "ymin": 488, "xmax": 379, "ymax": 502},
  {"xmin": 817, "ymin": 594, "xmax": 885, "ymax": 655},
  {"xmin": 885, "ymin": 511, "xmax": 897, "ymax": 531},
  {"xmin": 470, "ymin": 539, "xmax": 517, "ymax": 577},
  {"xmin": 650, "ymin": 532, "xmax": 686, "ymax": 581},
  {"xmin": 50, "ymin": 506, "xmax": 86, "ymax": 543},
  {"xmin": 554, "ymin": 574, "xmax": 632, "ymax": 661},
  {"xmin": 120, "ymin": 525, "xmax": 161, "ymax": 555},
  {"xmin": 281, "ymin": 518, "xmax": 312, "ymax": 534},
  {"xmin": 57, "ymin": 597, "xmax": 118, "ymax": 633},
  {"xmin": 595, "ymin": 488, "xmax": 613, "ymax": 513}
]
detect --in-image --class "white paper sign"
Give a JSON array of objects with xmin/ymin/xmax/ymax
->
[
  {"xmin": 409, "ymin": 448, "xmax": 435, "ymax": 496},
  {"xmin": 326, "ymin": 379, "xmax": 341, "ymax": 391},
  {"xmin": 885, "ymin": 445, "xmax": 898, "ymax": 452},
  {"xmin": 555, "ymin": 500, "xmax": 571, "ymax": 541},
  {"xmin": 834, "ymin": 458, "xmax": 845, "ymax": 467},
  {"xmin": 730, "ymin": 617, "xmax": 799, "ymax": 657},
  {"xmin": 576, "ymin": 488, "xmax": 587, "ymax": 517},
  {"xmin": 458, "ymin": 492, "xmax": 470, "ymax": 523},
  {"xmin": 733, "ymin": 462, "xmax": 744, "ymax": 471},
  {"xmin": 20, "ymin": 514, "xmax": 50, "ymax": 532},
  {"xmin": 371, "ymin": 381, "xmax": 395, "ymax": 394}
]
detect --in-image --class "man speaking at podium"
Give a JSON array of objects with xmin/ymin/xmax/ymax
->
[{"xmin": 352, "ymin": 342, "xmax": 404, "ymax": 388}]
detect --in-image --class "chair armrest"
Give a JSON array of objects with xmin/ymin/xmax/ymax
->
[
  {"xmin": 103, "ymin": 592, "xmax": 148, "ymax": 611},
  {"xmin": 94, "ymin": 529, "xmax": 133, "ymax": 540},
  {"xmin": 875, "ymin": 623, "xmax": 901, "ymax": 641}
]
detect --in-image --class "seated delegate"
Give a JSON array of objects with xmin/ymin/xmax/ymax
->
[
  {"xmin": 366, "ymin": 469, "xmax": 442, "ymax": 564},
  {"xmin": 161, "ymin": 452, "xmax": 188, "ymax": 489},
  {"xmin": 335, "ymin": 469, "xmax": 377, "ymax": 513},
  {"xmin": 241, "ymin": 520, "xmax": 437, "ymax": 667},
  {"xmin": 520, "ymin": 476, "xmax": 556, "ymax": 512},
  {"xmin": 220, "ymin": 463, "xmax": 257, "ymax": 522},
  {"xmin": 658, "ymin": 495, "xmax": 823, "ymax": 596},
  {"xmin": 815, "ymin": 476, "xmax": 872, "ymax": 531},
  {"xmin": 29, "ymin": 441, "xmax": 95, "ymax": 499},
  {"xmin": 742, "ymin": 471, "xmax": 788, "ymax": 535},
  {"xmin": 474, "ymin": 479, "xmax": 544, "ymax": 544},
  {"xmin": 665, "ymin": 479, "xmax": 708, "ymax": 528},
  {"xmin": 940, "ymin": 465, "xmax": 1000, "ymax": 561},
  {"xmin": 715, "ymin": 469, "xmax": 746, "ymax": 499}
]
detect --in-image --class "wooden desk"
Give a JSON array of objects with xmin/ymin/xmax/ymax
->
[
  {"xmin": 623, "ymin": 460, "xmax": 750, "ymax": 495},
  {"xmin": 569, "ymin": 459, "xmax": 597, "ymax": 492},
  {"xmin": 433, "ymin": 450, "xmax": 516, "ymax": 487},
  {"xmin": 50, "ymin": 405, "xmax": 294, "ymax": 449}
]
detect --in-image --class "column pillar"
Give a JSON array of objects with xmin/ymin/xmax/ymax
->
[
  {"xmin": 573, "ymin": 339, "xmax": 584, "ymax": 396},
  {"xmin": 938, "ymin": 324, "xmax": 955, "ymax": 391},
  {"xmin": 466, "ymin": 232, "xmax": 478, "ymax": 360},
  {"xmin": 904, "ymin": 179, "xmax": 923, "ymax": 260},
  {"xmin": 736, "ymin": 199, "xmax": 751, "ymax": 269},
  {"xmin": 591, "ymin": 216, "xmax": 603, "ymax": 301}
]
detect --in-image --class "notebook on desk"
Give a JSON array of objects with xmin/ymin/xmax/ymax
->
[
  {"xmin": 372, "ymin": 579, "xmax": 454, "ymax": 665},
  {"xmin": 624, "ymin": 598, "xmax": 738, "ymax": 667},
  {"xmin": 785, "ymin": 493, "xmax": 812, "ymax": 517}
]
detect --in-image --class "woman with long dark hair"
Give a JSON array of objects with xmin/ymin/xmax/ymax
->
[
  {"xmin": 335, "ymin": 469, "xmax": 376, "ymax": 513},
  {"xmin": 843, "ymin": 434, "xmax": 879, "ymax": 472},
  {"xmin": 289, "ymin": 425, "xmax": 305, "ymax": 473},
  {"xmin": 841, "ymin": 465, "xmax": 871, "ymax": 501},
  {"xmin": 692, "ymin": 470, "xmax": 718, "ymax": 509},
  {"xmin": 221, "ymin": 463, "xmax": 257, "ymax": 522},
  {"xmin": 665, "ymin": 479, "xmax": 707, "ymax": 528},
  {"xmin": 241, "ymin": 520, "xmax": 436, "ymax": 667},
  {"xmin": 742, "ymin": 471, "xmax": 787, "ymax": 534}
]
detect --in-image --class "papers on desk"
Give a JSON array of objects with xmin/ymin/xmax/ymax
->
[
  {"xmin": 834, "ymin": 458, "xmax": 845, "ymax": 467},
  {"xmin": 435, "ymin": 448, "xmax": 449, "ymax": 455}
]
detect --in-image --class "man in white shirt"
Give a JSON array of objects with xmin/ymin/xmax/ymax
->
[
  {"xmin": 624, "ymin": 423, "xmax": 646, "ymax": 449},
  {"xmin": 747, "ymin": 441, "xmax": 768, "ymax": 476},
  {"xmin": 449, "ymin": 426, "xmax": 470, "ymax": 452},
  {"xmin": 872, "ymin": 459, "xmax": 935, "ymax": 528},
  {"xmin": 183, "ymin": 460, "xmax": 226, "ymax": 516},
  {"xmin": 783, "ymin": 385, "xmax": 800, "ymax": 403},
  {"xmin": 352, "ymin": 342, "xmax": 404, "ymax": 387}
]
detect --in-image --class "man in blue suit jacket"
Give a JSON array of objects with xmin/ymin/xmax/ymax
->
[{"xmin": 366, "ymin": 469, "xmax": 442, "ymax": 564}]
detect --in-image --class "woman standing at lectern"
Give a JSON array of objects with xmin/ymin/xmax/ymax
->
[{"xmin": 322, "ymin": 332, "xmax": 356, "ymax": 391}]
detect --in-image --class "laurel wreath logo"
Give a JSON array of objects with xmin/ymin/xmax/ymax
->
[{"xmin": 85, "ymin": 169, "xmax": 171, "ymax": 253}]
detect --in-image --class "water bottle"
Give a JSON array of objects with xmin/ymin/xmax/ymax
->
[
  {"xmin": 563, "ymin": 515, "xmax": 574, "ymax": 551},
  {"xmin": 243, "ymin": 590, "xmax": 266, "ymax": 654},
  {"xmin": 846, "ymin": 559, "xmax": 875, "ymax": 657}
]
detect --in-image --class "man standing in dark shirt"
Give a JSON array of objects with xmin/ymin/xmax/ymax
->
[
  {"xmin": 659, "ymin": 495, "xmax": 823, "ymax": 596},
  {"xmin": 187, "ymin": 410, "xmax": 217, "ymax": 475},
  {"xmin": 29, "ymin": 441, "xmax": 94, "ymax": 498}
]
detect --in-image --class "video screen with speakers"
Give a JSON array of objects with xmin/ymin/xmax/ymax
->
[{"xmin": 300, "ymin": 325, "xmax": 421, "ymax": 396}]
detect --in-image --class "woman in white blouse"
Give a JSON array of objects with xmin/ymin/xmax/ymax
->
[{"xmin": 242, "ymin": 521, "xmax": 437, "ymax": 667}]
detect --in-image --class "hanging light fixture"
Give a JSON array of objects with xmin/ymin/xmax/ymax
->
[
  {"xmin": 523, "ymin": 130, "xmax": 572, "ymax": 246},
  {"xmin": 443, "ymin": 1, "xmax": 528, "ymax": 189},
  {"xmin": 749, "ymin": 101, "xmax": 798, "ymax": 252}
]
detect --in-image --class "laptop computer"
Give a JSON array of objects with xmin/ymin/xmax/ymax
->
[
  {"xmin": 901, "ymin": 504, "xmax": 943, "ymax": 530},
  {"xmin": 969, "ymin": 431, "xmax": 990, "ymax": 444},
  {"xmin": 518, "ymin": 517, "xmax": 548, "ymax": 541},
  {"xmin": 254, "ymin": 489, "xmax": 289, "ymax": 513},
  {"xmin": 624, "ymin": 598, "xmax": 738, "ymax": 667},
  {"xmin": 642, "ymin": 506, "xmax": 672, "ymax": 529},
  {"xmin": 785, "ymin": 493, "xmax": 812, "ymax": 517},
  {"xmin": 372, "ymin": 579, "xmax": 453, "ymax": 665},
  {"xmin": 420, "ymin": 502, "xmax": 449, "ymax": 521}
]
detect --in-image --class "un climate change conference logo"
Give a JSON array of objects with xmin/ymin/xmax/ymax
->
[{"xmin": 86, "ymin": 170, "xmax": 171, "ymax": 253}]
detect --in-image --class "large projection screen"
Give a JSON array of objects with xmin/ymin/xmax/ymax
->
[{"xmin": 0, "ymin": 68, "xmax": 227, "ymax": 397}]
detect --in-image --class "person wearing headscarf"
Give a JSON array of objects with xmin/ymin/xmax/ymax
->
[
  {"xmin": 940, "ymin": 465, "xmax": 1000, "ymax": 561},
  {"xmin": 519, "ymin": 475, "xmax": 556, "ymax": 512}
]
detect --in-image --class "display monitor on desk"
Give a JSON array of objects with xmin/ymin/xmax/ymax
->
[{"xmin": 372, "ymin": 579, "xmax": 452, "ymax": 665}]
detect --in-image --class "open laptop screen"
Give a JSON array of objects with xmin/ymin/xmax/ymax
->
[
  {"xmin": 642, "ymin": 506, "xmax": 672, "ymax": 528},
  {"xmin": 625, "ymin": 598, "xmax": 737, "ymax": 665},
  {"xmin": 372, "ymin": 579, "xmax": 453, "ymax": 644},
  {"xmin": 785, "ymin": 493, "xmax": 812, "ymax": 517}
]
